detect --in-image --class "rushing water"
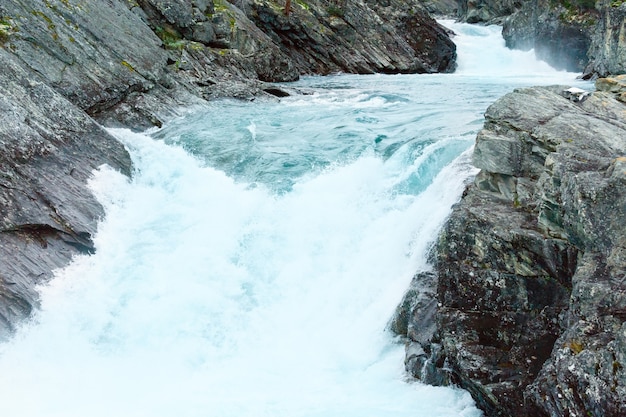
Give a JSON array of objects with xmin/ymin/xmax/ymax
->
[{"xmin": 0, "ymin": 23, "xmax": 588, "ymax": 417}]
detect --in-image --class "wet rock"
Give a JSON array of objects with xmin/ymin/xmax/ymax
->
[
  {"xmin": 418, "ymin": 0, "xmax": 459, "ymax": 17},
  {"xmin": 458, "ymin": 1, "xmax": 625, "ymax": 76},
  {"xmin": 585, "ymin": 3, "xmax": 626, "ymax": 78},
  {"xmin": 501, "ymin": 1, "xmax": 594, "ymax": 72},
  {"xmin": 397, "ymin": 84, "xmax": 626, "ymax": 416}
]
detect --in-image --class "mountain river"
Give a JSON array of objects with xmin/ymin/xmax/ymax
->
[{"xmin": 0, "ymin": 22, "xmax": 590, "ymax": 417}]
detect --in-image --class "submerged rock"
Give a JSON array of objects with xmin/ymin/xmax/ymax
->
[{"xmin": 394, "ymin": 82, "xmax": 626, "ymax": 417}]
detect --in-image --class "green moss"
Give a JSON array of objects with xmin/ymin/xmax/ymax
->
[
  {"xmin": 566, "ymin": 339, "xmax": 584, "ymax": 354},
  {"xmin": 558, "ymin": 0, "xmax": 596, "ymax": 10},
  {"xmin": 121, "ymin": 60, "xmax": 135, "ymax": 72},
  {"xmin": 31, "ymin": 10, "xmax": 60, "ymax": 39},
  {"xmin": 294, "ymin": 0, "xmax": 310, "ymax": 11},
  {"xmin": 187, "ymin": 41, "xmax": 205, "ymax": 51},
  {"xmin": 613, "ymin": 361, "xmax": 623, "ymax": 374},
  {"xmin": 213, "ymin": 0, "xmax": 230, "ymax": 13},
  {"xmin": 327, "ymin": 5, "xmax": 344, "ymax": 17},
  {"xmin": 155, "ymin": 25, "xmax": 187, "ymax": 50},
  {"xmin": 611, "ymin": 0, "xmax": 625, "ymax": 6},
  {"xmin": 0, "ymin": 16, "xmax": 18, "ymax": 46}
]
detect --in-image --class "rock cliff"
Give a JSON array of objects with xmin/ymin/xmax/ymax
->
[
  {"xmin": 394, "ymin": 77, "xmax": 626, "ymax": 417},
  {"xmin": 0, "ymin": 0, "xmax": 456, "ymax": 338}
]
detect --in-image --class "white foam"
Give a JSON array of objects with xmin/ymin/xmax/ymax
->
[
  {"xmin": 440, "ymin": 20, "xmax": 580, "ymax": 81},
  {"xmin": 0, "ymin": 129, "xmax": 480, "ymax": 417}
]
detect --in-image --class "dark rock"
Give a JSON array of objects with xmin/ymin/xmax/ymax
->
[
  {"xmin": 397, "ymin": 84, "xmax": 626, "ymax": 417},
  {"xmin": 263, "ymin": 86, "xmax": 291, "ymax": 97},
  {"xmin": 433, "ymin": 0, "xmax": 460, "ymax": 15},
  {"xmin": 500, "ymin": 1, "xmax": 594, "ymax": 72},
  {"xmin": 417, "ymin": 0, "xmax": 458, "ymax": 17},
  {"xmin": 458, "ymin": 1, "xmax": 625, "ymax": 76},
  {"xmin": 498, "ymin": 1, "xmax": 626, "ymax": 76}
]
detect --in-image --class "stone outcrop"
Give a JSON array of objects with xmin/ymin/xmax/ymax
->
[
  {"xmin": 394, "ymin": 79, "xmax": 626, "ymax": 417},
  {"xmin": 501, "ymin": 0, "xmax": 626, "ymax": 77},
  {"xmin": 502, "ymin": 0, "xmax": 594, "ymax": 73},
  {"xmin": 0, "ymin": 0, "xmax": 457, "ymax": 338},
  {"xmin": 417, "ymin": 0, "xmax": 459, "ymax": 17}
]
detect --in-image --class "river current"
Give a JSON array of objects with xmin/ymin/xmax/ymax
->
[{"xmin": 0, "ymin": 22, "xmax": 588, "ymax": 417}]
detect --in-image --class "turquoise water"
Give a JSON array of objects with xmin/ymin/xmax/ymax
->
[{"xmin": 0, "ymin": 22, "xmax": 588, "ymax": 417}]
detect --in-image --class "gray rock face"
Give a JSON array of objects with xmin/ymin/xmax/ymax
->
[
  {"xmin": 586, "ymin": 2, "xmax": 626, "ymax": 77},
  {"xmin": 394, "ymin": 82, "xmax": 626, "ymax": 417},
  {"xmin": 417, "ymin": 0, "xmax": 459, "ymax": 17},
  {"xmin": 457, "ymin": 1, "xmax": 626, "ymax": 77},
  {"xmin": 238, "ymin": 0, "xmax": 457, "ymax": 75},
  {"xmin": 501, "ymin": 0, "xmax": 594, "ymax": 73},
  {"xmin": 0, "ymin": 49, "xmax": 132, "ymax": 338}
]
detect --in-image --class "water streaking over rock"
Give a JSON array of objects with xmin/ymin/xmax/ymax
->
[{"xmin": 0, "ymin": 23, "xmax": 587, "ymax": 417}]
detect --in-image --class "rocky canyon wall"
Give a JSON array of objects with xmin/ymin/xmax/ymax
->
[{"xmin": 394, "ymin": 78, "xmax": 626, "ymax": 417}]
